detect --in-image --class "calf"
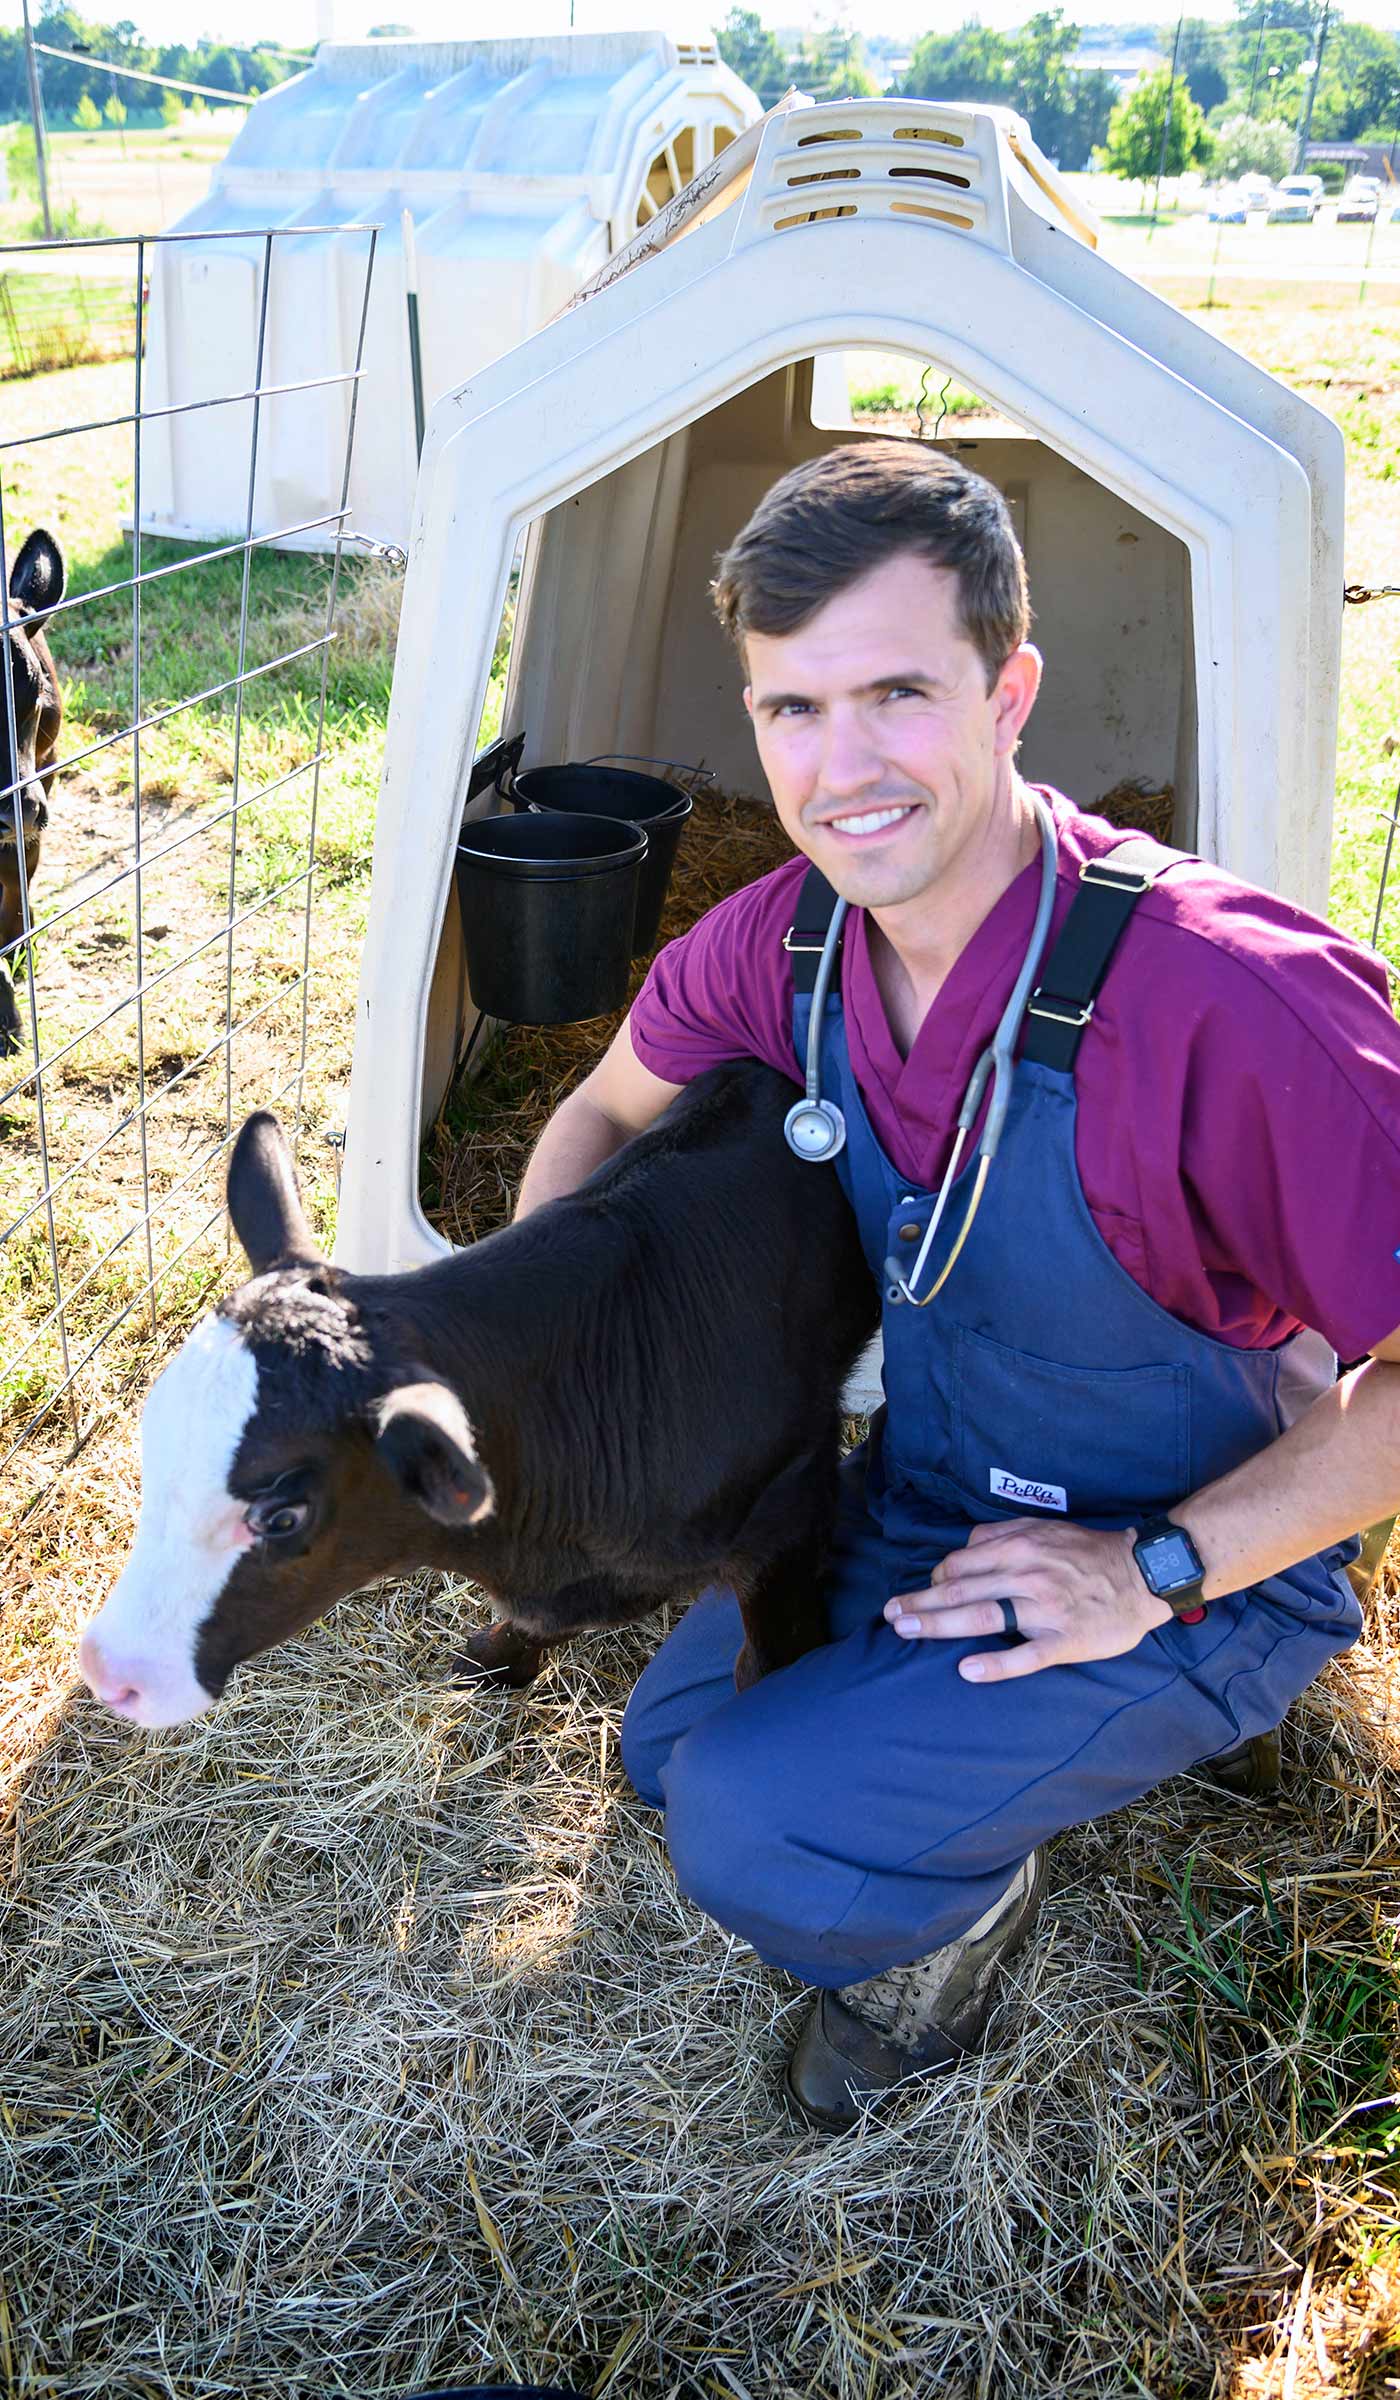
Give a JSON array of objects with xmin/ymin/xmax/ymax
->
[
  {"xmin": 78, "ymin": 1062, "xmax": 879, "ymax": 1728},
  {"xmin": 2, "ymin": 529, "xmax": 65, "ymax": 1058}
]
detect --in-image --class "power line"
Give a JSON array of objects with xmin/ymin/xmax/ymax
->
[{"xmin": 30, "ymin": 43, "xmax": 284, "ymax": 105}]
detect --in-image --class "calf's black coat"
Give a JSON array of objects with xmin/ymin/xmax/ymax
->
[
  {"xmin": 208, "ymin": 1061, "xmax": 879, "ymax": 1699},
  {"xmin": 1, "ymin": 530, "xmax": 65, "ymax": 1058}
]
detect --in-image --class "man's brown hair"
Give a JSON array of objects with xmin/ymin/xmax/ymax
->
[{"xmin": 711, "ymin": 439, "xmax": 1030, "ymax": 692}]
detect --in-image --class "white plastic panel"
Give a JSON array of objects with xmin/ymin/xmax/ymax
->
[
  {"xmin": 333, "ymin": 99, "xmax": 1339, "ymax": 1279},
  {"xmin": 140, "ymin": 34, "xmax": 760, "ymax": 552}
]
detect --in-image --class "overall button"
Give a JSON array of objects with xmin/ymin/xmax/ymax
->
[{"xmin": 897, "ymin": 1222, "xmax": 921, "ymax": 1243}]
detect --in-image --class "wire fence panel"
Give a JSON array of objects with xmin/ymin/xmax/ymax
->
[
  {"xmin": 1371, "ymin": 781, "xmax": 1400, "ymax": 957},
  {"xmin": 0, "ymin": 271, "xmax": 139, "ymax": 380},
  {"xmin": 0, "ymin": 224, "xmax": 378, "ymax": 1485}
]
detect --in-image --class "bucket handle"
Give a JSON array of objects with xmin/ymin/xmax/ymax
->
[{"xmin": 582, "ymin": 752, "xmax": 718, "ymax": 792}]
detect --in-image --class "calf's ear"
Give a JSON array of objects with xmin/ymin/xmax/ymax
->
[
  {"xmin": 9, "ymin": 529, "xmax": 65, "ymax": 628},
  {"xmin": 227, "ymin": 1110, "xmax": 326, "ymax": 1275},
  {"xmin": 374, "ymin": 1381, "xmax": 495, "ymax": 1528}
]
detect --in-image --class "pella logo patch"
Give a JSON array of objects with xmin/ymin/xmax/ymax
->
[{"xmin": 990, "ymin": 1467, "xmax": 1067, "ymax": 1513}]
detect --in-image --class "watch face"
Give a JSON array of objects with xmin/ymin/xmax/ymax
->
[{"xmin": 1142, "ymin": 1529, "xmax": 1201, "ymax": 1593}]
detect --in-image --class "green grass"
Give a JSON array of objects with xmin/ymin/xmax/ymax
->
[
  {"xmin": 46, "ymin": 122, "xmax": 242, "ymax": 155},
  {"xmin": 1157, "ymin": 1854, "xmax": 1400, "ymax": 2160},
  {"xmin": 849, "ymin": 369, "xmax": 990, "ymax": 422},
  {"xmin": 0, "ymin": 272, "xmax": 134, "ymax": 380},
  {"xmin": 0, "ymin": 506, "xmax": 404, "ymax": 1466},
  {"xmin": 1179, "ymin": 298, "xmax": 1400, "ymax": 974}
]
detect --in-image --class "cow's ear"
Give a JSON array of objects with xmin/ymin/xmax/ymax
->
[
  {"xmin": 374, "ymin": 1381, "xmax": 495, "ymax": 1528},
  {"xmin": 9, "ymin": 529, "xmax": 64, "ymax": 628},
  {"xmin": 227, "ymin": 1110, "xmax": 325, "ymax": 1275}
]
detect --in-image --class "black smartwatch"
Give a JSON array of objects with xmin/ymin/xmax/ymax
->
[{"xmin": 1132, "ymin": 1515, "xmax": 1208, "ymax": 1620}]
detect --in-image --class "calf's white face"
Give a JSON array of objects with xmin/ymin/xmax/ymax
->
[
  {"xmin": 76, "ymin": 1108, "xmax": 496, "ymax": 1729},
  {"xmin": 78, "ymin": 1315, "xmax": 259, "ymax": 1727}
]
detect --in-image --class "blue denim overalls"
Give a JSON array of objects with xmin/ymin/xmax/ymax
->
[{"xmin": 620, "ymin": 843, "xmax": 1362, "ymax": 1986}]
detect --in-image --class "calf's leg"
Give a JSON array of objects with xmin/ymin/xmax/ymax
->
[
  {"xmin": 0, "ymin": 852, "xmax": 30, "ymax": 1057},
  {"xmin": 456, "ymin": 1618, "xmax": 556, "ymax": 1689},
  {"xmin": 726, "ymin": 1448, "xmax": 836, "ymax": 1690},
  {"xmin": 455, "ymin": 1572, "xmax": 651, "ymax": 1691}
]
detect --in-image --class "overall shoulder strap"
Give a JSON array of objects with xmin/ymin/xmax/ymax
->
[
  {"xmin": 1021, "ymin": 835, "xmax": 1171, "ymax": 1071},
  {"xmin": 784, "ymin": 864, "xmax": 844, "ymax": 997}
]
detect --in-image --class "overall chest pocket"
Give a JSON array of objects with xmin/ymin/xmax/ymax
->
[{"xmin": 952, "ymin": 1323, "xmax": 1191, "ymax": 1520}]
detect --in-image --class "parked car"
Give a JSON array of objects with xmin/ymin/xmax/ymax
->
[
  {"xmin": 1237, "ymin": 173, "xmax": 1278, "ymax": 210},
  {"xmin": 1270, "ymin": 175, "xmax": 1324, "ymax": 221},
  {"xmin": 1208, "ymin": 180, "xmax": 1274, "ymax": 222},
  {"xmin": 1337, "ymin": 175, "xmax": 1382, "ymax": 222}
]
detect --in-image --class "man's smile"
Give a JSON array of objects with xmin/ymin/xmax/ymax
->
[{"xmin": 815, "ymin": 801, "xmax": 922, "ymax": 843}]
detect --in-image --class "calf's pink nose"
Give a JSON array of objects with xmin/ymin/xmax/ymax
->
[{"xmin": 77, "ymin": 1629, "xmax": 146, "ymax": 1716}]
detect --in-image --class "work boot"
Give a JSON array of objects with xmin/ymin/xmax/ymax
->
[
  {"xmin": 784, "ymin": 1852, "xmax": 1045, "ymax": 2133},
  {"xmin": 1202, "ymin": 1723, "xmax": 1283, "ymax": 1798}
]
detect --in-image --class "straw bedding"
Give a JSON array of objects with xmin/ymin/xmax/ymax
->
[{"xmin": 3, "ymin": 784, "xmax": 1397, "ymax": 2398}]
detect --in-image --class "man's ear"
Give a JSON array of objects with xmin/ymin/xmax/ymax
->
[
  {"xmin": 373, "ymin": 1381, "xmax": 495, "ymax": 1528},
  {"xmin": 992, "ymin": 643, "xmax": 1042, "ymax": 756}
]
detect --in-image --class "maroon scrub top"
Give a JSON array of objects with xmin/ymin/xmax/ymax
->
[{"xmin": 630, "ymin": 786, "xmax": 1400, "ymax": 1360}]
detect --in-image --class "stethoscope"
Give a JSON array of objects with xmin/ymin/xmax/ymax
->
[{"xmin": 783, "ymin": 792, "xmax": 1060, "ymax": 1307}]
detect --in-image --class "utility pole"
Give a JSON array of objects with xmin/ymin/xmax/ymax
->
[
  {"xmin": 20, "ymin": 0, "xmax": 53, "ymax": 241},
  {"xmin": 1246, "ymin": 3, "xmax": 1270, "ymax": 118},
  {"xmin": 1293, "ymin": 0, "xmax": 1331, "ymax": 173},
  {"xmin": 1150, "ymin": 11, "xmax": 1186, "ymax": 233}
]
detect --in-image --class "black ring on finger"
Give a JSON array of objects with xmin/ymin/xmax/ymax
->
[{"xmin": 998, "ymin": 1596, "xmax": 1019, "ymax": 1637}]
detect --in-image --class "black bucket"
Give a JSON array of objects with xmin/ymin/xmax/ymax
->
[
  {"xmin": 454, "ymin": 811, "xmax": 647, "ymax": 1026},
  {"xmin": 512, "ymin": 762, "xmax": 694, "ymax": 955}
]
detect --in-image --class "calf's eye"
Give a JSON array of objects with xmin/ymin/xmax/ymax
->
[{"xmin": 249, "ymin": 1497, "xmax": 310, "ymax": 1542}]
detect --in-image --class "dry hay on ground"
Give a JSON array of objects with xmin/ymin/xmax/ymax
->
[
  {"xmin": 5, "ymin": 1416, "xmax": 1400, "ymax": 2398},
  {"xmin": 5, "ymin": 779, "xmax": 1399, "ymax": 2397}
]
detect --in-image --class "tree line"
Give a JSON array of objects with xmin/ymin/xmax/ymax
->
[
  {"xmin": 0, "ymin": 3, "xmax": 302, "ymax": 128},
  {"xmin": 717, "ymin": 0, "xmax": 1400, "ymax": 173}
]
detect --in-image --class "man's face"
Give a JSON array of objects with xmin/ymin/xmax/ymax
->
[{"xmin": 743, "ymin": 552, "xmax": 1040, "ymax": 914}]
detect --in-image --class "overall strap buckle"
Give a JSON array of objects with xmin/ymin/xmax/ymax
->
[
  {"xmin": 786, "ymin": 864, "xmax": 844, "ymax": 997},
  {"xmin": 1021, "ymin": 834, "xmax": 1172, "ymax": 1071},
  {"xmin": 1079, "ymin": 857, "xmax": 1153, "ymax": 895},
  {"xmin": 1026, "ymin": 992, "xmax": 1094, "ymax": 1031}
]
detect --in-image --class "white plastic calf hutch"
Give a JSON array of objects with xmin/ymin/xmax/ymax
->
[
  {"xmin": 335, "ymin": 93, "xmax": 1344, "ymax": 1278},
  {"xmin": 138, "ymin": 33, "xmax": 759, "ymax": 550}
]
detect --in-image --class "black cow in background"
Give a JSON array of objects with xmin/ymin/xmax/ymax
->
[
  {"xmin": 78, "ymin": 1062, "xmax": 881, "ymax": 1728},
  {"xmin": 2, "ymin": 529, "xmax": 65, "ymax": 1057}
]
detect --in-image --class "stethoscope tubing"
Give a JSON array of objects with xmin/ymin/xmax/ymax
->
[{"xmin": 786, "ymin": 795, "xmax": 1061, "ymax": 1309}]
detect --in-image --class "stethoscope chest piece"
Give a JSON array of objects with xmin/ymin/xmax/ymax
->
[
  {"xmin": 784, "ymin": 1097, "xmax": 847, "ymax": 1162},
  {"xmin": 784, "ymin": 794, "xmax": 1061, "ymax": 1306}
]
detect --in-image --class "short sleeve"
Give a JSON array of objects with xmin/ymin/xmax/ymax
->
[
  {"xmin": 1178, "ymin": 926, "xmax": 1400, "ymax": 1362},
  {"xmin": 629, "ymin": 859, "xmax": 808, "ymax": 1089}
]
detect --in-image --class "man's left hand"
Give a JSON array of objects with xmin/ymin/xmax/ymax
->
[{"xmin": 884, "ymin": 1518, "xmax": 1174, "ymax": 1683}]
